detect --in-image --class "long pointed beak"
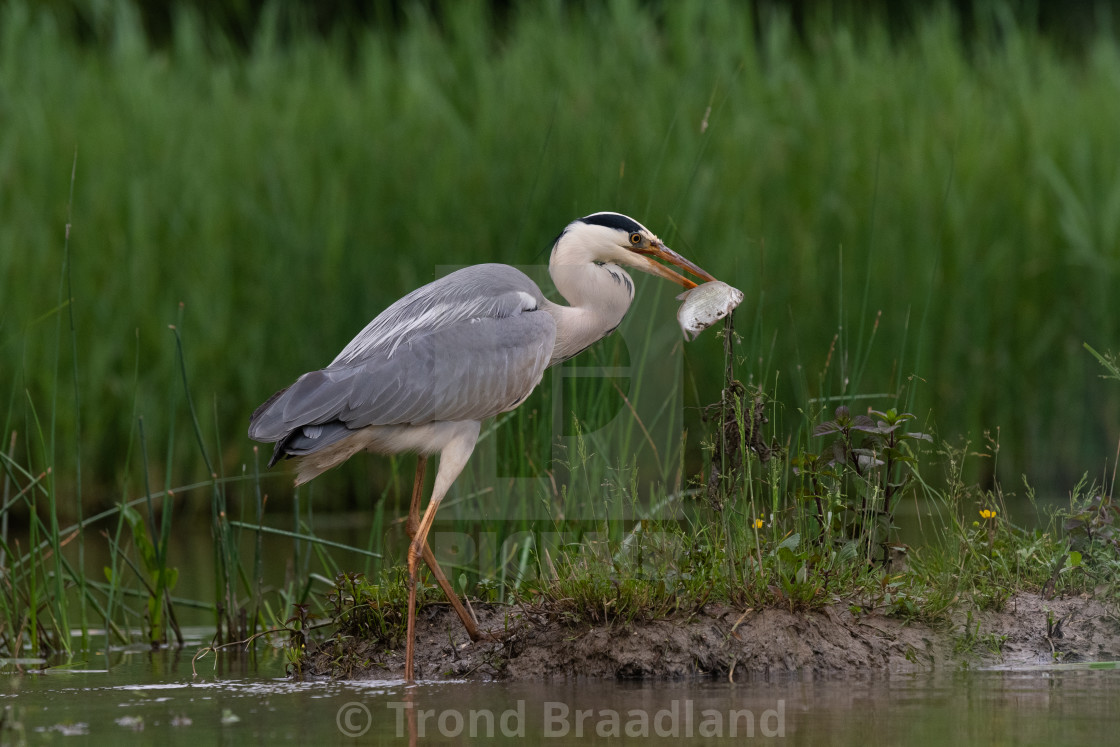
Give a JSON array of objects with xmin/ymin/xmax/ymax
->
[{"xmin": 634, "ymin": 242, "xmax": 718, "ymax": 290}]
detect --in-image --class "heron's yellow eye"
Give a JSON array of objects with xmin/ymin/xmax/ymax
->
[{"xmin": 629, "ymin": 232, "xmax": 642, "ymax": 246}]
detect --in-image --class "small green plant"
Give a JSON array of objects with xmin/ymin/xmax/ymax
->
[
  {"xmin": 1056, "ymin": 477, "xmax": 1120, "ymax": 599},
  {"xmin": 325, "ymin": 572, "xmax": 405, "ymax": 645},
  {"xmin": 1063, "ymin": 489, "xmax": 1119, "ymax": 550},
  {"xmin": 109, "ymin": 503, "xmax": 182, "ymax": 647},
  {"xmin": 804, "ymin": 406, "xmax": 932, "ymax": 559},
  {"xmin": 531, "ymin": 531, "xmax": 695, "ymax": 627},
  {"xmin": 284, "ymin": 603, "xmax": 314, "ymax": 677},
  {"xmin": 954, "ymin": 610, "xmax": 1008, "ymax": 659}
]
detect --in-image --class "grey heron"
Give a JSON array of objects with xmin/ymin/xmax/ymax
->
[{"xmin": 248, "ymin": 212, "xmax": 717, "ymax": 680}]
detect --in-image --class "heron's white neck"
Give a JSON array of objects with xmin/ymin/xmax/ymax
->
[{"xmin": 544, "ymin": 258, "xmax": 635, "ymax": 366}]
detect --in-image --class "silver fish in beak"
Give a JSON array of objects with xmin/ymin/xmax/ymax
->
[{"xmin": 676, "ymin": 280, "xmax": 744, "ymax": 341}]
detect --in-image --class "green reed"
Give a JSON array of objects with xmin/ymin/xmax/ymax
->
[{"xmin": 2, "ymin": 1, "xmax": 1119, "ymax": 509}]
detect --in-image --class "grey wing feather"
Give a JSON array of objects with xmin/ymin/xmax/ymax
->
[
  {"xmin": 248, "ymin": 264, "xmax": 555, "ymax": 457},
  {"xmin": 331, "ymin": 264, "xmax": 546, "ymax": 365}
]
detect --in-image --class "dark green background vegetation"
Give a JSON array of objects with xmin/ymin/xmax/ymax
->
[{"xmin": 2, "ymin": 0, "xmax": 1119, "ymax": 515}]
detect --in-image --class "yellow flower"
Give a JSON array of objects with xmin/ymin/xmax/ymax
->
[
  {"xmin": 979, "ymin": 509, "xmax": 997, "ymax": 519},
  {"xmin": 753, "ymin": 518, "xmax": 764, "ymax": 529}
]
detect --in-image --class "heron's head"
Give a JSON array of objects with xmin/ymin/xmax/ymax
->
[{"xmin": 552, "ymin": 212, "xmax": 716, "ymax": 290}]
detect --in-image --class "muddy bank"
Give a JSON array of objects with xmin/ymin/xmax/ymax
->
[{"xmin": 305, "ymin": 593, "xmax": 1120, "ymax": 680}]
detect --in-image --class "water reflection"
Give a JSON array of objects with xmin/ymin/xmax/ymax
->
[{"xmin": 3, "ymin": 645, "xmax": 1118, "ymax": 745}]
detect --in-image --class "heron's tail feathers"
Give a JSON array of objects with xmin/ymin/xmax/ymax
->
[
  {"xmin": 248, "ymin": 386, "xmax": 290, "ymax": 437},
  {"xmin": 248, "ymin": 379, "xmax": 356, "ymax": 467}
]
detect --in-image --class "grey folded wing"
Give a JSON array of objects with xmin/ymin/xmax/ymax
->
[{"xmin": 248, "ymin": 264, "xmax": 556, "ymax": 463}]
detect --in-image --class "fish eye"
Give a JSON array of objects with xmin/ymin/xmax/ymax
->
[{"xmin": 629, "ymin": 232, "xmax": 642, "ymax": 246}]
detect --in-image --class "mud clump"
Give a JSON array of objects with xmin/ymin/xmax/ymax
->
[{"xmin": 303, "ymin": 592, "xmax": 1120, "ymax": 681}]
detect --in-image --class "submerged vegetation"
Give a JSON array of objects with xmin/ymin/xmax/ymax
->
[{"xmin": 0, "ymin": 1, "xmax": 1118, "ymax": 668}]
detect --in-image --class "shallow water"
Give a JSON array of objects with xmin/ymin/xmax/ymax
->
[{"xmin": 4, "ymin": 636, "xmax": 1119, "ymax": 745}]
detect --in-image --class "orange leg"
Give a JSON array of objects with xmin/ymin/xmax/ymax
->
[
  {"xmin": 405, "ymin": 457, "xmax": 490, "ymax": 642},
  {"xmin": 405, "ymin": 465, "xmax": 447, "ymax": 682},
  {"xmin": 402, "ymin": 425, "xmax": 488, "ymax": 681},
  {"xmin": 404, "ymin": 458, "xmax": 425, "ymax": 682}
]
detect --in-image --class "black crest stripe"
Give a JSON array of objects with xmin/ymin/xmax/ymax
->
[{"xmin": 579, "ymin": 212, "xmax": 644, "ymax": 234}]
